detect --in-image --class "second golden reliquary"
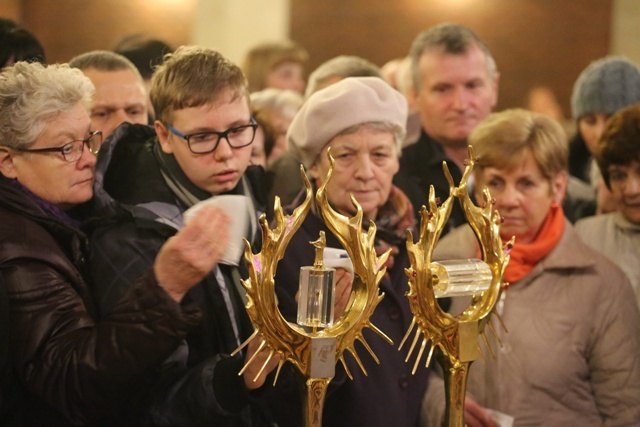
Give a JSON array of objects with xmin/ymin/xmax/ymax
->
[{"xmin": 401, "ymin": 146, "xmax": 513, "ymax": 427}]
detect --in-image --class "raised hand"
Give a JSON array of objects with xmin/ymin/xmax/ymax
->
[
  {"xmin": 464, "ymin": 396, "xmax": 498, "ymax": 427},
  {"xmin": 334, "ymin": 268, "xmax": 353, "ymax": 318},
  {"xmin": 243, "ymin": 336, "xmax": 281, "ymax": 390},
  {"xmin": 154, "ymin": 207, "xmax": 231, "ymax": 302}
]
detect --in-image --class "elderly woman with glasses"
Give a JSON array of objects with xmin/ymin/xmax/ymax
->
[
  {"xmin": 421, "ymin": 109, "xmax": 640, "ymax": 427},
  {"xmin": 266, "ymin": 77, "xmax": 429, "ymax": 427},
  {"xmin": 0, "ymin": 62, "xmax": 236, "ymax": 425}
]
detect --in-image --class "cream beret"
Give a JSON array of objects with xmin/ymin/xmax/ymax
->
[{"xmin": 287, "ymin": 76, "xmax": 408, "ymax": 169}]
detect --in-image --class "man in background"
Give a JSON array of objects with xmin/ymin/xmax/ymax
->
[
  {"xmin": 70, "ymin": 50, "xmax": 148, "ymax": 138},
  {"xmin": 394, "ymin": 23, "xmax": 499, "ymax": 232}
]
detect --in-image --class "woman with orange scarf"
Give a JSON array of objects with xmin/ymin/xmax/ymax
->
[{"xmin": 421, "ymin": 109, "xmax": 640, "ymax": 427}]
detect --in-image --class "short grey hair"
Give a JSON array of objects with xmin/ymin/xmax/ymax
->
[
  {"xmin": 305, "ymin": 55, "xmax": 382, "ymax": 98},
  {"xmin": 250, "ymin": 88, "xmax": 304, "ymax": 120},
  {"xmin": 69, "ymin": 50, "xmax": 143, "ymax": 81},
  {"xmin": 335, "ymin": 121, "xmax": 405, "ymax": 157},
  {"xmin": 0, "ymin": 61, "xmax": 94, "ymax": 149},
  {"xmin": 410, "ymin": 23, "xmax": 497, "ymax": 91}
]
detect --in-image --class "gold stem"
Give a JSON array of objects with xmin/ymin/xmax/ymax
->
[
  {"xmin": 304, "ymin": 377, "xmax": 332, "ymax": 427},
  {"xmin": 438, "ymin": 352, "xmax": 471, "ymax": 427}
]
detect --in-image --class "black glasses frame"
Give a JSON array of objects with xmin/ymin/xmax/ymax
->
[
  {"xmin": 165, "ymin": 117, "xmax": 258, "ymax": 154},
  {"xmin": 14, "ymin": 131, "xmax": 103, "ymax": 163}
]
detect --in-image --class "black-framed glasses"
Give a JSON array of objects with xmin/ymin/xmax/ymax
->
[
  {"xmin": 165, "ymin": 117, "xmax": 257, "ymax": 154},
  {"xmin": 14, "ymin": 131, "xmax": 102, "ymax": 163}
]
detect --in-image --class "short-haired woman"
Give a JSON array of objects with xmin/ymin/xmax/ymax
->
[{"xmin": 421, "ymin": 109, "xmax": 640, "ymax": 426}]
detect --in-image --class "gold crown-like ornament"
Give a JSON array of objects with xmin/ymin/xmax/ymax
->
[
  {"xmin": 233, "ymin": 151, "xmax": 393, "ymax": 427},
  {"xmin": 401, "ymin": 146, "xmax": 513, "ymax": 427}
]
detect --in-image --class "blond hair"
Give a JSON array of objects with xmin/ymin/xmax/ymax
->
[
  {"xmin": 470, "ymin": 108, "xmax": 567, "ymax": 181},
  {"xmin": 242, "ymin": 40, "xmax": 308, "ymax": 93},
  {"xmin": 151, "ymin": 45, "xmax": 247, "ymax": 123}
]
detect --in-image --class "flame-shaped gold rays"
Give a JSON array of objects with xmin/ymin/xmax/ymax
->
[
  {"xmin": 233, "ymin": 152, "xmax": 392, "ymax": 426},
  {"xmin": 400, "ymin": 146, "xmax": 513, "ymax": 426}
]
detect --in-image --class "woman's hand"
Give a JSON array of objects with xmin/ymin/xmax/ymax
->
[
  {"xmin": 294, "ymin": 267, "xmax": 353, "ymax": 319},
  {"xmin": 243, "ymin": 336, "xmax": 281, "ymax": 390},
  {"xmin": 154, "ymin": 207, "xmax": 230, "ymax": 302},
  {"xmin": 334, "ymin": 268, "xmax": 353, "ymax": 318},
  {"xmin": 464, "ymin": 396, "xmax": 498, "ymax": 427}
]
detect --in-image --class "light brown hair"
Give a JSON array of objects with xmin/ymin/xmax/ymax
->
[
  {"xmin": 151, "ymin": 45, "xmax": 247, "ymax": 123},
  {"xmin": 242, "ymin": 40, "xmax": 308, "ymax": 93},
  {"xmin": 596, "ymin": 104, "xmax": 640, "ymax": 188},
  {"xmin": 470, "ymin": 108, "xmax": 567, "ymax": 182}
]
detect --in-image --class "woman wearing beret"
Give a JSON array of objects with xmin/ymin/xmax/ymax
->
[
  {"xmin": 268, "ymin": 77, "xmax": 429, "ymax": 427},
  {"xmin": 421, "ymin": 109, "xmax": 640, "ymax": 427}
]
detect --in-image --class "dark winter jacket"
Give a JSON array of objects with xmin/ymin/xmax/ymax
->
[
  {"xmin": 0, "ymin": 174, "xmax": 202, "ymax": 426},
  {"xmin": 393, "ymin": 130, "xmax": 466, "ymax": 235},
  {"xmin": 87, "ymin": 123, "xmax": 273, "ymax": 427}
]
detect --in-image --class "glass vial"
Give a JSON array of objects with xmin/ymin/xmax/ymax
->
[
  {"xmin": 297, "ymin": 266, "xmax": 336, "ymax": 328},
  {"xmin": 431, "ymin": 259, "xmax": 492, "ymax": 298}
]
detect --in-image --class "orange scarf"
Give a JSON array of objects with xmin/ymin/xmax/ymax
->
[{"xmin": 502, "ymin": 204, "xmax": 565, "ymax": 284}]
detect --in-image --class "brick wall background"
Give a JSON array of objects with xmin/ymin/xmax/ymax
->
[{"xmin": 1, "ymin": 0, "xmax": 612, "ymax": 113}]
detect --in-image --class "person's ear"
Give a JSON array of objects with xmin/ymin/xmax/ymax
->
[
  {"xmin": 391, "ymin": 156, "xmax": 400, "ymax": 176},
  {"xmin": 490, "ymin": 71, "xmax": 501, "ymax": 109},
  {"xmin": 154, "ymin": 120, "xmax": 173, "ymax": 154},
  {"xmin": 0, "ymin": 147, "xmax": 18, "ymax": 179},
  {"xmin": 552, "ymin": 170, "xmax": 568, "ymax": 204},
  {"xmin": 472, "ymin": 171, "xmax": 484, "ymax": 202},
  {"xmin": 308, "ymin": 161, "xmax": 320, "ymax": 179}
]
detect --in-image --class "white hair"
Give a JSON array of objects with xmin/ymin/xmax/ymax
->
[{"xmin": 0, "ymin": 61, "xmax": 94, "ymax": 149}]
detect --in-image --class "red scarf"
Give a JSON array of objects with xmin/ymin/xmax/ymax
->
[{"xmin": 503, "ymin": 204, "xmax": 565, "ymax": 284}]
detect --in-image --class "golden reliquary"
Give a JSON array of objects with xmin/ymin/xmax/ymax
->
[{"xmin": 234, "ymin": 147, "xmax": 511, "ymax": 427}]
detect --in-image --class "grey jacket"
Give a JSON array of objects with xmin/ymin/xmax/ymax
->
[
  {"xmin": 421, "ymin": 221, "xmax": 640, "ymax": 427},
  {"xmin": 575, "ymin": 211, "xmax": 640, "ymax": 311}
]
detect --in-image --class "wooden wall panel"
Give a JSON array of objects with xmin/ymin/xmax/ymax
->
[
  {"xmin": 20, "ymin": 0, "xmax": 196, "ymax": 63},
  {"xmin": 3, "ymin": 0, "xmax": 612, "ymax": 114},
  {"xmin": 0, "ymin": 0, "xmax": 21, "ymax": 21},
  {"xmin": 290, "ymin": 0, "xmax": 611, "ymax": 113}
]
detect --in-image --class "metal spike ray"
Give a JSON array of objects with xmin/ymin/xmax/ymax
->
[
  {"xmin": 405, "ymin": 327, "xmax": 422, "ymax": 363},
  {"xmin": 487, "ymin": 320, "xmax": 504, "ymax": 349},
  {"xmin": 339, "ymin": 355, "xmax": 354, "ymax": 380},
  {"xmin": 233, "ymin": 328, "xmax": 259, "ymax": 356},
  {"xmin": 412, "ymin": 338, "xmax": 428, "ymax": 375},
  {"xmin": 492, "ymin": 309, "xmax": 509, "ymax": 334},
  {"xmin": 357, "ymin": 335, "xmax": 380, "ymax": 364},
  {"xmin": 253, "ymin": 349, "xmax": 276, "ymax": 382},
  {"xmin": 480, "ymin": 331, "xmax": 495, "ymax": 359},
  {"xmin": 273, "ymin": 360, "xmax": 285, "ymax": 387},
  {"xmin": 477, "ymin": 342, "xmax": 486, "ymax": 363},
  {"xmin": 424, "ymin": 343, "xmax": 436, "ymax": 369},
  {"xmin": 368, "ymin": 321, "xmax": 393, "ymax": 345},
  {"xmin": 399, "ymin": 317, "xmax": 417, "ymax": 350},
  {"xmin": 346, "ymin": 346, "xmax": 368, "ymax": 376}
]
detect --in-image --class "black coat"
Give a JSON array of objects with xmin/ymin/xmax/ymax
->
[
  {"xmin": 0, "ymin": 175, "xmax": 202, "ymax": 426},
  {"xmin": 87, "ymin": 123, "xmax": 274, "ymax": 427},
  {"xmin": 0, "ymin": 271, "xmax": 9, "ymax": 422},
  {"xmin": 568, "ymin": 131, "xmax": 592, "ymax": 184},
  {"xmin": 393, "ymin": 130, "xmax": 466, "ymax": 235}
]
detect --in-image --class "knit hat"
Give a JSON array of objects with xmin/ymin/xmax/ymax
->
[
  {"xmin": 287, "ymin": 76, "xmax": 407, "ymax": 169},
  {"xmin": 571, "ymin": 56, "xmax": 640, "ymax": 120}
]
